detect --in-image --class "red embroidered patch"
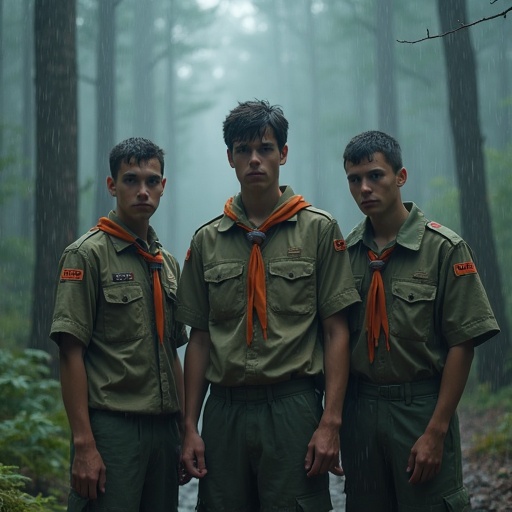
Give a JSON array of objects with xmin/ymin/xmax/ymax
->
[
  {"xmin": 453, "ymin": 262, "xmax": 477, "ymax": 276},
  {"xmin": 185, "ymin": 248, "xmax": 191, "ymax": 261},
  {"xmin": 61, "ymin": 268, "xmax": 84, "ymax": 281},
  {"xmin": 428, "ymin": 221, "xmax": 442, "ymax": 229},
  {"xmin": 333, "ymin": 239, "xmax": 347, "ymax": 252}
]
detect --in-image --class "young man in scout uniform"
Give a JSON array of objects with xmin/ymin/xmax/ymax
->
[
  {"xmin": 340, "ymin": 130, "xmax": 500, "ymax": 511},
  {"xmin": 50, "ymin": 137, "xmax": 187, "ymax": 511},
  {"xmin": 176, "ymin": 99, "xmax": 360, "ymax": 511}
]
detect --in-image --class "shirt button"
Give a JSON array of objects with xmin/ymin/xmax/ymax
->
[
  {"xmin": 408, "ymin": 293, "xmax": 414, "ymax": 301},
  {"xmin": 288, "ymin": 272, "xmax": 294, "ymax": 278},
  {"xmin": 122, "ymin": 296, "xmax": 128, "ymax": 303}
]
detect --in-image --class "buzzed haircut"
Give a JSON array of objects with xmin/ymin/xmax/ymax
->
[
  {"xmin": 223, "ymin": 99, "xmax": 289, "ymax": 152},
  {"xmin": 109, "ymin": 137, "xmax": 165, "ymax": 180},
  {"xmin": 343, "ymin": 130, "xmax": 403, "ymax": 173}
]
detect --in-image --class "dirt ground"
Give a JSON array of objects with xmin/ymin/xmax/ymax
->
[{"xmin": 459, "ymin": 407, "xmax": 512, "ymax": 512}]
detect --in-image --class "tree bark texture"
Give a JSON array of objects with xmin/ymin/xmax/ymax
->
[
  {"xmin": 33, "ymin": 0, "xmax": 78, "ymax": 375},
  {"xmin": 438, "ymin": 0, "xmax": 510, "ymax": 389}
]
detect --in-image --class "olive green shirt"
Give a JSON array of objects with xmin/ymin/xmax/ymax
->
[
  {"xmin": 176, "ymin": 186, "xmax": 360, "ymax": 386},
  {"xmin": 50, "ymin": 212, "xmax": 187, "ymax": 414},
  {"xmin": 346, "ymin": 202, "xmax": 500, "ymax": 384}
]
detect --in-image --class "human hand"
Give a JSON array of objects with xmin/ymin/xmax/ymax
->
[
  {"xmin": 304, "ymin": 424, "xmax": 343, "ymax": 477},
  {"xmin": 407, "ymin": 430, "xmax": 444, "ymax": 484},
  {"xmin": 71, "ymin": 444, "xmax": 106, "ymax": 499},
  {"xmin": 181, "ymin": 430, "xmax": 207, "ymax": 479}
]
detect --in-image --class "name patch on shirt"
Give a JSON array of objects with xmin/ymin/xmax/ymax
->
[
  {"xmin": 287, "ymin": 247, "xmax": 302, "ymax": 257},
  {"xmin": 61, "ymin": 268, "xmax": 84, "ymax": 281},
  {"xmin": 453, "ymin": 262, "xmax": 477, "ymax": 276},
  {"xmin": 333, "ymin": 239, "xmax": 347, "ymax": 252},
  {"xmin": 112, "ymin": 272, "xmax": 134, "ymax": 282}
]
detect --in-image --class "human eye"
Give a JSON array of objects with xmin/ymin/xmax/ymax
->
[
  {"xmin": 370, "ymin": 172, "xmax": 382, "ymax": 181},
  {"xmin": 123, "ymin": 175, "xmax": 136, "ymax": 184},
  {"xmin": 147, "ymin": 176, "xmax": 161, "ymax": 187},
  {"xmin": 347, "ymin": 175, "xmax": 360, "ymax": 184}
]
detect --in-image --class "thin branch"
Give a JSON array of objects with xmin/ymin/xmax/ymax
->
[{"xmin": 397, "ymin": 7, "xmax": 511, "ymax": 44}]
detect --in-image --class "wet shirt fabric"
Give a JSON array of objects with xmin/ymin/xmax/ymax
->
[
  {"xmin": 346, "ymin": 202, "xmax": 500, "ymax": 384},
  {"xmin": 50, "ymin": 211, "xmax": 187, "ymax": 414},
  {"xmin": 176, "ymin": 186, "xmax": 360, "ymax": 386}
]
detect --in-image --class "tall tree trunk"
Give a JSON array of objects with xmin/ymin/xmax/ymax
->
[
  {"xmin": 94, "ymin": 0, "xmax": 116, "ymax": 221},
  {"xmin": 497, "ymin": 20, "xmax": 510, "ymax": 150},
  {"xmin": 133, "ymin": 0, "xmax": 154, "ymax": 138},
  {"xmin": 165, "ymin": 0, "xmax": 177, "ymax": 252},
  {"xmin": 438, "ymin": 0, "xmax": 510, "ymax": 389},
  {"xmin": 376, "ymin": 0, "xmax": 398, "ymax": 137},
  {"xmin": 305, "ymin": 0, "xmax": 320, "ymax": 205},
  {"xmin": 22, "ymin": 0, "xmax": 35, "ymax": 238},
  {"xmin": 33, "ymin": 0, "xmax": 78, "ymax": 375}
]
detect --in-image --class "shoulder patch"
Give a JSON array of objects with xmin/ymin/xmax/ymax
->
[
  {"xmin": 333, "ymin": 239, "xmax": 347, "ymax": 251},
  {"xmin": 453, "ymin": 261, "xmax": 477, "ymax": 276},
  {"xmin": 61, "ymin": 268, "xmax": 84, "ymax": 281},
  {"xmin": 425, "ymin": 221, "xmax": 462, "ymax": 245}
]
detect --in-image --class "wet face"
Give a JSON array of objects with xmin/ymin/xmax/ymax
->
[
  {"xmin": 107, "ymin": 157, "xmax": 166, "ymax": 231},
  {"xmin": 227, "ymin": 127, "xmax": 288, "ymax": 194},
  {"xmin": 345, "ymin": 152, "xmax": 406, "ymax": 219}
]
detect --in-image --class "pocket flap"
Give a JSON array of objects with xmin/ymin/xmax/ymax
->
[
  {"xmin": 269, "ymin": 260, "xmax": 314, "ymax": 281},
  {"xmin": 392, "ymin": 280, "xmax": 436, "ymax": 303},
  {"xmin": 103, "ymin": 284, "xmax": 143, "ymax": 305},
  {"xmin": 204, "ymin": 263, "xmax": 244, "ymax": 284}
]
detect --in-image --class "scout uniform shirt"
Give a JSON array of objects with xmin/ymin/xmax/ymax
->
[
  {"xmin": 176, "ymin": 186, "xmax": 360, "ymax": 386},
  {"xmin": 346, "ymin": 202, "xmax": 500, "ymax": 384},
  {"xmin": 50, "ymin": 211, "xmax": 187, "ymax": 414}
]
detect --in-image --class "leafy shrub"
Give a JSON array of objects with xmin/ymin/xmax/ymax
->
[
  {"xmin": 0, "ymin": 349, "xmax": 68, "ymax": 501},
  {"xmin": 0, "ymin": 464, "xmax": 61, "ymax": 512}
]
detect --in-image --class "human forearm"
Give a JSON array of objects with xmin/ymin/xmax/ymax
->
[
  {"xmin": 59, "ymin": 335, "xmax": 94, "ymax": 446},
  {"xmin": 426, "ymin": 341, "xmax": 474, "ymax": 437},
  {"xmin": 183, "ymin": 328, "xmax": 211, "ymax": 431}
]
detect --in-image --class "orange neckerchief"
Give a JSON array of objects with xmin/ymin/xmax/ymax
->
[
  {"xmin": 224, "ymin": 195, "xmax": 310, "ymax": 345},
  {"xmin": 365, "ymin": 246, "xmax": 395, "ymax": 363},
  {"xmin": 96, "ymin": 217, "xmax": 165, "ymax": 345}
]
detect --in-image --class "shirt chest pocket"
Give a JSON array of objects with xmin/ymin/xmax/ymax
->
[
  {"xmin": 102, "ymin": 283, "xmax": 146, "ymax": 342},
  {"xmin": 163, "ymin": 283, "xmax": 178, "ymax": 341},
  {"xmin": 268, "ymin": 260, "xmax": 315, "ymax": 315},
  {"xmin": 204, "ymin": 262, "xmax": 245, "ymax": 321},
  {"xmin": 390, "ymin": 280, "xmax": 437, "ymax": 342}
]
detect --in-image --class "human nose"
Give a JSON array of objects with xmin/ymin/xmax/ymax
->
[
  {"xmin": 249, "ymin": 149, "xmax": 261, "ymax": 165},
  {"xmin": 361, "ymin": 178, "xmax": 372, "ymax": 194},
  {"xmin": 137, "ymin": 184, "xmax": 149, "ymax": 199}
]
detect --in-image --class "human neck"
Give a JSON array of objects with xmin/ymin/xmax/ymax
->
[
  {"xmin": 369, "ymin": 204, "xmax": 409, "ymax": 251},
  {"xmin": 241, "ymin": 188, "xmax": 282, "ymax": 227}
]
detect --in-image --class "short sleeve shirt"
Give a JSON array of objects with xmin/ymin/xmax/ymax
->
[
  {"xmin": 50, "ymin": 212, "xmax": 187, "ymax": 414},
  {"xmin": 176, "ymin": 186, "xmax": 360, "ymax": 386},
  {"xmin": 346, "ymin": 202, "xmax": 500, "ymax": 384}
]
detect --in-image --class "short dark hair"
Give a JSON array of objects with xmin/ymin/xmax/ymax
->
[
  {"xmin": 223, "ymin": 99, "xmax": 289, "ymax": 152},
  {"xmin": 343, "ymin": 130, "xmax": 403, "ymax": 173},
  {"xmin": 109, "ymin": 137, "xmax": 165, "ymax": 180}
]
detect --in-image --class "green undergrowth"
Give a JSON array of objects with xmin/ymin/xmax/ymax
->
[{"xmin": 460, "ymin": 382, "xmax": 512, "ymax": 457}]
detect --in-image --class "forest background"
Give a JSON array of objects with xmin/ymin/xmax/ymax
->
[{"xmin": 0, "ymin": 0, "xmax": 511, "ymax": 509}]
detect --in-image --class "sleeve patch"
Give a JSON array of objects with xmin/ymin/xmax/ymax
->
[
  {"xmin": 185, "ymin": 248, "xmax": 191, "ymax": 261},
  {"xmin": 333, "ymin": 239, "xmax": 347, "ymax": 252},
  {"xmin": 453, "ymin": 262, "xmax": 477, "ymax": 276},
  {"xmin": 428, "ymin": 221, "xmax": 442, "ymax": 229},
  {"xmin": 61, "ymin": 268, "xmax": 84, "ymax": 281}
]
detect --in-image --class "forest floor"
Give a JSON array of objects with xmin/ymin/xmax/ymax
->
[{"xmin": 459, "ymin": 405, "xmax": 512, "ymax": 512}]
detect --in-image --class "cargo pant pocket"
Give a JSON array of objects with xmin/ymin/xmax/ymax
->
[
  {"xmin": 442, "ymin": 486, "xmax": 471, "ymax": 512},
  {"xmin": 296, "ymin": 490, "xmax": 333, "ymax": 512}
]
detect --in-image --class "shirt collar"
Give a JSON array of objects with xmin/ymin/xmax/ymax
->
[
  {"xmin": 346, "ymin": 202, "xmax": 426, "ymax": 252},
  {"xmin": 217, "ymin": 185, "xmax": 298, "ymax": 232}
]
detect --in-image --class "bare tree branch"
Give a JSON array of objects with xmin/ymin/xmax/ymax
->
[{"xmin": 397, "ymin": 6, "xmax": 511, "ymax": 44}]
